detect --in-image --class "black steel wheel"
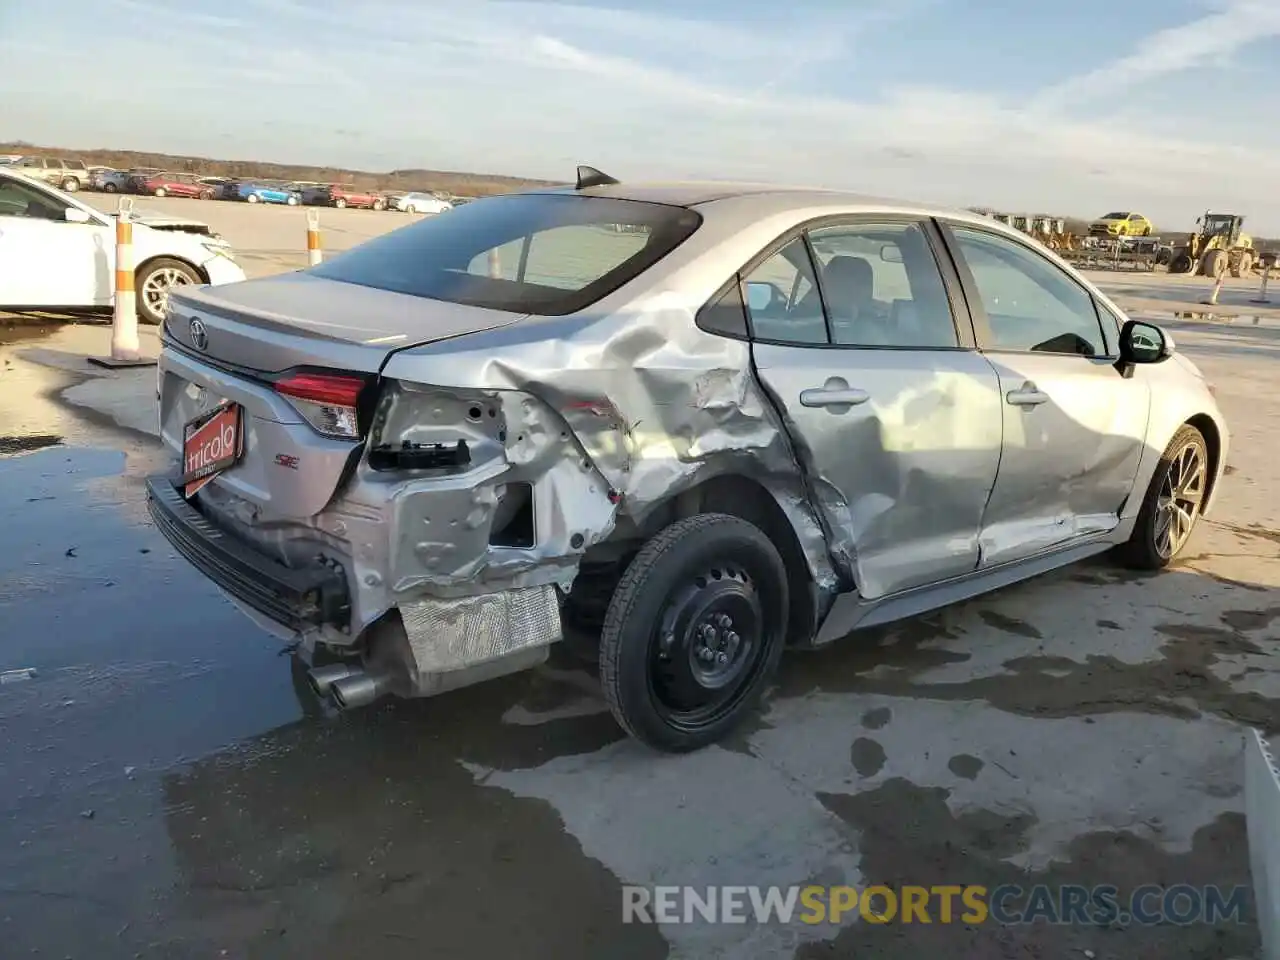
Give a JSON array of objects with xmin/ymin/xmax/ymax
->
[
  {"xmin": 1115, "ymin": 424, "xmax": 1209, "ymax": 569},
  {"xmin": 599, "ymin": 513, "xmax": 788, "ymax": 752}
]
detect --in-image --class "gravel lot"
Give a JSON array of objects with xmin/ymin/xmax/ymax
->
[{"xmin": 1, "ymin": 199, "xmax": 1279, "ymax": 958}]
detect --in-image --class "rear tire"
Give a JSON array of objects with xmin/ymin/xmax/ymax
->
[
  {"xmin": 153, "ymin": 187, "xmax": 166, "ymax": 198},
  {"xmin": 598, "ymin": 514, "xmax": 789, "ymax": 752},
  {"xmin": 61, "ymin": 177, "xmax": 80, "ymax": 192},
  {"xmin": 373, "ymin": 198, "xmax": 386, "ymax": 211},
  {"xmin": 1114, "ymin": 425, "xmax": 1209, "ymax": 570},
  {"xmin": 287, "ymin": 195, "xmax": 299, "ymax": 205},
  {"xmin": 334, "ymin": 198, "xmax": 347, "ymax": 208},
  {"xmin": 246, "ymin": 192, "xmax": 260, "ymax": 203},
  {"xmin": 103, "ymin": 182, "xmax": 118, "ymax": 194}
]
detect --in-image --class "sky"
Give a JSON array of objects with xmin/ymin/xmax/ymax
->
[{"xmin": 3, "ymin": 0, "xmax": 1280, "ymax": 231}]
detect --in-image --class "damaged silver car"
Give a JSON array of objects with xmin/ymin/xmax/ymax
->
[{"xmin": 146, "ymin": 166, "xmax": 1229, "ymax": 752}]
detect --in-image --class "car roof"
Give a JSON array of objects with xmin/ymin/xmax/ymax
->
[{"xmin": 524, "ymin": 179, "xmax": 992, "ymax": 224}]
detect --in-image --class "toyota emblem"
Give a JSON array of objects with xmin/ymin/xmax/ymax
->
[{"xmin": 189, "ymin": 318, "xmax": 208, "ymax": 351}]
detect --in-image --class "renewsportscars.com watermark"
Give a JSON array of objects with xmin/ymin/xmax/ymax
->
[{"xmin": 622, "ymin": 884, "xmax": 1251, "ymax": 926}]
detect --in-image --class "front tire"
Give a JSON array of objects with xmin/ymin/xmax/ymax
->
[
  {"xmin": 135, "ymin": 258, "xmax": 201, "ymax": 326},
  {"xmin": 103, "ymin": 182, "xmax": 118, "ymax": 194},
  {"xmin": 287, "ymin": 195, "xmax": 299, "ymax": 205},
  {"xmin": 333, "ymin": 198, "xmax": 347, "ymax": 208},
  {"xmin": 1114, "ymin": 425, "xmax": 1209, "ymax": 570},
  {"xmin": 153, "ymin": 187, "xmax": 166, "ymax": 197},
  {"xmin": 62, "ymin": 177, "xmax": 80, "ymax": 192},
  {"xmin": 246, "ymin": 192, "xmax": 260, "ymax": 203},
  {"xmin": 599, "ymin": 514, "xmax": 789, "ymax": 752},
  {"xmin": 1201, "ymin": 249, "xmax": 1227, "ymax": 278}
]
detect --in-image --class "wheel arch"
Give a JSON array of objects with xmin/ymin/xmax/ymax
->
[
  {"xmin": 638, "ymin": 474, "xmax": 822, "ymax": 647},
  {"xmin": 135, "ymin": 253, "xmax": 209, "ymax": 285},
  {"xmin": 1186, "ymin": 413, "xmax": 1224, "ymax": 512}
]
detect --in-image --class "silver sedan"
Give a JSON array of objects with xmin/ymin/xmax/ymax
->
[{"xmin": 146, "ymin": 168, "xmax": 1228, "ymax": 752}]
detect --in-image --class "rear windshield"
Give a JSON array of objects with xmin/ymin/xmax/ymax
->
[{"xmin": 308, "ymin": 192, "xmax": 702, "ymax": 315}]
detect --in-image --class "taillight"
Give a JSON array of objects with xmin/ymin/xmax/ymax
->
[{"xmin": 275, "ymin": 372, "xmax": 369, "ymax": 439}]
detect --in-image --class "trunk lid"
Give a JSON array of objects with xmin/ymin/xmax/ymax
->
[
  {"xmin": 165, "ymin": 273, "xmax": 529, "ymax": 374},
  {"xmin": 159, "ymin": 274, "xmax": 529, "ymax": 519}
]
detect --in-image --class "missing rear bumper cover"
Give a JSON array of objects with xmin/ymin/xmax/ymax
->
[{"xmin": 145, "ymin": 475, "xmax": 351, "ymax": 631}]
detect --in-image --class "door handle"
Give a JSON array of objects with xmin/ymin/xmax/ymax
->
[
  {"xmin": 800, "ymin": 387, "xmax": 870, "ymax": 408},
  {"xmin": 1006, "ymin": 382, "xmax": 1049, "ymax": 407}
]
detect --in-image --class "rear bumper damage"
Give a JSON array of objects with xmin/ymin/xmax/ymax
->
[
  {"xmin": 146, "ymin": 473, "xmax": 563, "ymax": 705},
  {"xmin": 146, "ymin": 476, "xmax": 350, "ymax": 631}
]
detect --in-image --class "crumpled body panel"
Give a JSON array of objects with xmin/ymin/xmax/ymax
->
[{"xmin": 374, "ymin": 290, "xmax": 841, "ymax": 603}]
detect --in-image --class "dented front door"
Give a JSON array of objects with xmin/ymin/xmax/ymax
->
[{"xmin": 745, "ymin": 222, "xmax": 1003, "ymax": 600}]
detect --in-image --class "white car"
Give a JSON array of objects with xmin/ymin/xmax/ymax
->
[
  {"xmin": 393, "ymin": 191, "xmax": 453, "ymax": 215},
  {"xmin": 0, "ymin": 168, "xmax": 246, "ymax": 324}
]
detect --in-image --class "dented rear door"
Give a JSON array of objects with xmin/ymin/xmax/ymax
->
[{"xmin": 746, "ymin": 220, "xmax": 1003, "ymax": 600}]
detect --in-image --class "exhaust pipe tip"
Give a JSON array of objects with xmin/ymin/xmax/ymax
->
[
  {"xmin": 330, "ymin": 671, "xmax": 395, "ymax": 711},
  {"xmin": 307, "ymin": 663, "xmax": 361, "ymax": 700}
]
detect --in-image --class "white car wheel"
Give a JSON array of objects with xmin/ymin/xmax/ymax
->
[
  {"xmin": 247, "ymin": 193, "xmax": 260, "ymax": 203},
  {"xmin": 136, "ymin": 259, "xmax": 201, "ymax": 325},
  {"xmin": 154, "ymin": 187, "xmax": 166, "ymax": 197},
  {"xmin": 406, "ymin": 204, "xmax": 417, "ymax": 214},
  {"xmin": 287, "ymin": 195, "xmax": 299, "ymax": 205}
]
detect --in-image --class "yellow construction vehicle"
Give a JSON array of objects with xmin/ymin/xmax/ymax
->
[{"xmin": 1167, "ymin": 212, "xmax": 1255, "ymax": 278}]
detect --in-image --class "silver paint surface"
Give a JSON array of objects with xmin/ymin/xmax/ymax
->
[{"xmin": 152, "ymin": 182, "xmax": 1231, "ymax": 685}]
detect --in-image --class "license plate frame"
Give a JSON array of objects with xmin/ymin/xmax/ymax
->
[{"xmin": 180, "ymin": 401, "xmax": 244, "ymax": 499}]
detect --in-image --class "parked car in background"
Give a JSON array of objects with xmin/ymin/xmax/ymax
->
[
  {"xmin": 237, "ymin": 181, "xmax": 302, "ymax": 205},
  {"xmin": 143, "ymin": 174, "xmax": 1229, "ymax": 752},
  {"xmin": 140, "ymin": 172, "xmax": 218, "ymax": 199},
  {"xmin": 12, "ymin": 156, "xmax": 90, "ymax": 192},
  {"xmin": 301, "ymin": 183, "xmax": 386, "ymax": 209},
  {"xmin": 1089, "ymin": 212, "xmax": 1154, "ymax": 237},
  {"xmin": 0, "ymin": 166, "xmax": 245, "ymax": 325},
  {"xmin": 95, "ymin": 169, "xmax": 138, "ymax": 193},
  {"xmin": 393, "ymin": 191, "xmax": 453, "ymax": 215},
  {"xmin": 86, "ymin": 166, "xmax": 116, "ymax": 191},
  {"xmin": 125, "ymin": 168, "xmax": 164, "ymax": 194}
]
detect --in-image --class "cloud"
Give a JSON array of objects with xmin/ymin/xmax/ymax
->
[
  {"xmin": 4, "ymin": 0, "xmax": 1280, "ymax": 230},
  {"xmin": 1031, "ymin": 0, "xmax": 1280, "ymax": 111}
]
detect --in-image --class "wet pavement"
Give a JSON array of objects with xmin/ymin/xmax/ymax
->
[{"xmin": 1, "ymin": 316, "xmax": 1278, "ymax": 958}]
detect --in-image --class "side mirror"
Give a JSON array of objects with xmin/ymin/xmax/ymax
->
[
  {"xmin": 746, "ymin": 282, "xmax": 776, "ymax": 313},
  {"xmin": 64, "ymin": 207, "xmax": 91, "ymax": 223},
  {"xmin": 1119, "ymin": 319, "xmax": 1173, "ymax": 364},
  {"xmin": 880, "ymin": 245, "xmax": 904, "ymax": 264}
]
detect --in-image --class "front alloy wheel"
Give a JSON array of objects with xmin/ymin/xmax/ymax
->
[
  {"xmin": 1116, "ymin": 425, "xmax": 1209, "ymax": 569},
  {"xmin": 136, "ymin": 258, "xmax": 201, "ymax": 325},
  {"xmin": 599, "ymin": 513, "xmax": 789, "ymax": 752}
]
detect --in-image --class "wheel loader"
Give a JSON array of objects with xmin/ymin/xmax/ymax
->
[{"xmin": 1167, "ymin": 212, "xmax": 1255, "ymax": 278}]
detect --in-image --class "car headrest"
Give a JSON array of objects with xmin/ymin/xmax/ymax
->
[{"xmin": 823, "ymin": 256, "xmax": 874, "ymax": 313}]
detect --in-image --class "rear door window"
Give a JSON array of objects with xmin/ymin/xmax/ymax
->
[
  {"xmin": 806, "ymin": 221, "xmax": 958, "ymax": 348},
  {"xmin": 742, "ymin": 238, "xmax": 826, "ymax": 345},
  {"xmin": 310, "ymin": 193, "xmax": 702, "ymax": 315}
]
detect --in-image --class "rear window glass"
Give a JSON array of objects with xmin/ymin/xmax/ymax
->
[{"xmin": 308, "ymin": 193, "xmax": 702, "ymax": 315}]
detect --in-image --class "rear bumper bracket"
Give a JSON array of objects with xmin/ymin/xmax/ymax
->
[{"xmin": 145, "ymin": 476, "xmax": 350, "ymax": 632}]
